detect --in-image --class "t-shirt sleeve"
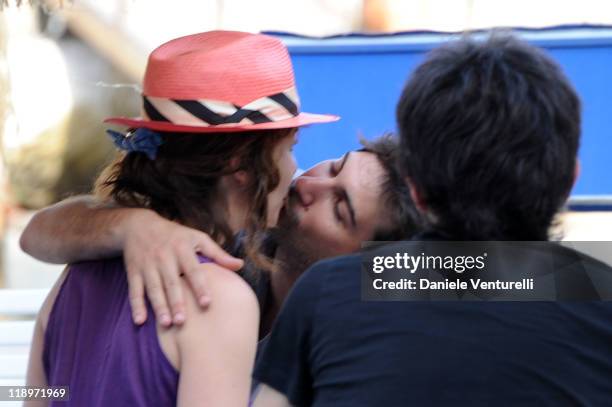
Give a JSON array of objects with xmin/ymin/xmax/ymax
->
[{"xmin": 252, "ymin": 261, "xmax": 326, "ymax": 407}]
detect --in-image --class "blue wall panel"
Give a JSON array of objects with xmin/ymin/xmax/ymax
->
[{"xmin": 276, "ymin": 28, "xmax": 612, "ymax": 200}]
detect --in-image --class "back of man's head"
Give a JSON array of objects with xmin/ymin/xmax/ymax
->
[{"xmin": 397, "ymin": 34, "xmax": 580, "ymax": 240}]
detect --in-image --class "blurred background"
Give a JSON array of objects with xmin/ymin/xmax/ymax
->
[{"xmin": 1, "ymin": 0, "xmax": 612, "ymax": 289}]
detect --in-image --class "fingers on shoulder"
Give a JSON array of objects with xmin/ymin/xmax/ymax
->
[
  {"xmin": 203, "ymin": 263, "xmax": 259, "ymax": 313},
  {"xmin": 181, "ymin": 263, "xmax": 259, "ymax": 318}
]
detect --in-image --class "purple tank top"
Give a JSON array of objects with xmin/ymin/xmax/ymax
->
[{"xmin": 43, "ymin": 256, "xmax": 208, "ymax": 406}]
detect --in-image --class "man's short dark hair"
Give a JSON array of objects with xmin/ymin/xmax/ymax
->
[
  {"xmin": 361, "ymin": 134, "xmax": 419, "ymax": 240},
  {"xmin": 396, "ymin": 34, "xmax": 581, "ymax": 240}
]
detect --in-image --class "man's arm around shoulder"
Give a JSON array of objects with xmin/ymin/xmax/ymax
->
[{"xmin": 19, "ymin": 195, "xmax": 145, "ymax": 263}]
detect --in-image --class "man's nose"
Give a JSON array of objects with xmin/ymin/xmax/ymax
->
[{"xmin": 293, "ymin": 175, "xmax": 333, "ymax": 206}]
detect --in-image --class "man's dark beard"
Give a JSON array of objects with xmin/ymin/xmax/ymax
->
[{"xmin": 270, "ymin": 187, "xmax": 324, "ymax": 277}]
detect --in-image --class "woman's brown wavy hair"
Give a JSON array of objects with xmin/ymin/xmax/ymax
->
[{"xmin": 95, "ymin": 128, "xmax": 296, "ymax": 273}]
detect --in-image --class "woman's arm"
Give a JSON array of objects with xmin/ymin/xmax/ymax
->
[
  {"xmin": 23, "ymin": 317, "xmax": 49, "ymax": 407},
  {"xmin": 176, "ymin": 263, "xmax": 259, "ymax": 407},
  {"xmin": 24, "ymin": 269, "xmax": 69, "ymax": 407},
  {"xmin": 251, "ymin": 384, "xmax": 294, "ymax": 407}
]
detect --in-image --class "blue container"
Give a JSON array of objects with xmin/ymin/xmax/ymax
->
[{"xmin": 274, "ymin": 27, "xmax": 612, "ymax": 206}]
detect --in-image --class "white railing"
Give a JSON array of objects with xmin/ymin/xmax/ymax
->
[{"xmin": 0, "ymin": 288, "xmax": 49, "ymax": 406}]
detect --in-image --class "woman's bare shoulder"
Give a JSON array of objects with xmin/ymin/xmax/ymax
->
[
  {"xmin": 190, "ymin": 262, "xmax": 258, "ymax": 307},
  {"xmin": 178, "ymin": 262, "xmax": 259, "ymax": 336}
]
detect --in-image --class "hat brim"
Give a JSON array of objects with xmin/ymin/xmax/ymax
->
[{"xmin": 104, "ymin": 112, "xmax": 339, "ymax": 133}]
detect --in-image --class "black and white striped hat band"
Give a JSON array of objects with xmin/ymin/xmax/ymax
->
[{"xmin": 142, "ymin": 86, "xmax": 300, "ymax": 127}]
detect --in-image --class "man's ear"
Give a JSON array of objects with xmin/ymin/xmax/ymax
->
[
  {"xmin": 405, "ymin": 176, "xmax": 427, "ymax": 214},
  {"xmin": 573, "ymin": 159, "xmax": 581, "ymax": 188}
]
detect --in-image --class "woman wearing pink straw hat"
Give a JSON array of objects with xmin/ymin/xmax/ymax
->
[{"xmin": 25, "ymin": 31, "xmax": 337, "ymax": 407}]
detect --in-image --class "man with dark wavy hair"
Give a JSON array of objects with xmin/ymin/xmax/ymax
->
[{"xmin": 251, "ymin": 35, "xmax": 612, "ymax": 406}]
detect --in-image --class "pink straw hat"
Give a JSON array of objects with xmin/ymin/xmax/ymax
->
[{"xmin": 105, "ymin": 30, "xmax": 339, "ymax": 132}]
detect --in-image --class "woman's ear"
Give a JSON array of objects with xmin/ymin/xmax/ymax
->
[
  {"xmin": 228, "ymin": 156, "xmax": 249, "ymax": 187},
  {"xmin": 232, "ymin": 170, "xmax": 249, "ymax": 187}
]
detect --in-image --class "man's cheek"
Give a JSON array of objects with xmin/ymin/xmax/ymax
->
[
  {"xmin": 309, "ymin": 219, "xmax": 338, "ymax": 246},
  {"xmin": 295, "ymin": 211, "xmax": 314, "ymax": 233},
  {"xmin": 295, "ymin": 212, "xmax": 316, "ymax": 235}
]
